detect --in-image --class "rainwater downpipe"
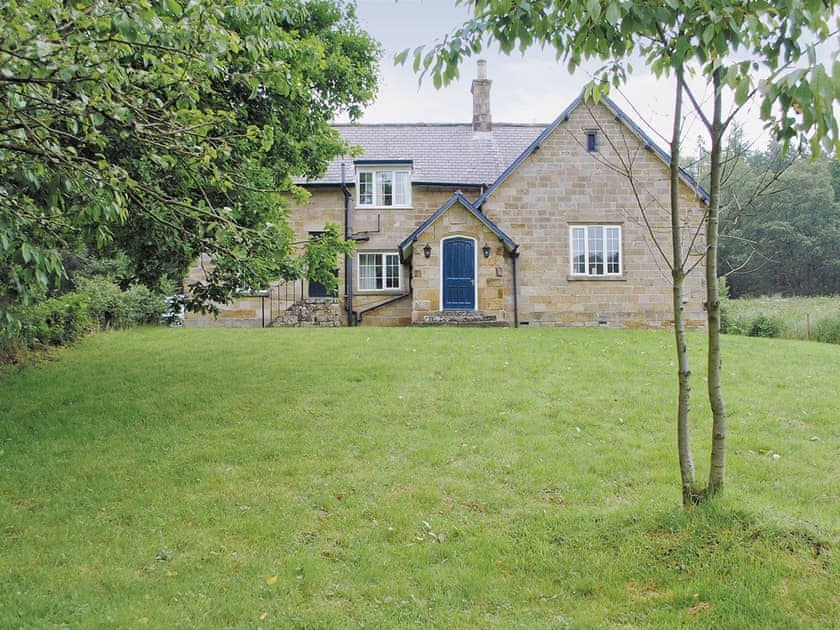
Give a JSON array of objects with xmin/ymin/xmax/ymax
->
[
  {"xmin": 512, "ymin": 247, "xmax": 520, "ymax": 328},
  {"xmin": 341, "ymin": 163, "xmax": 354, "ymax": 326}
]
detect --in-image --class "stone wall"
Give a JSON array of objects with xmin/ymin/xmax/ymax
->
[
  {"xmin": 271, "ymin": 298, "xmax": 341, "ymax": 327},
  {"xmin": 183, "ymin": 255, "xmax": 274, "ymax": 328}
]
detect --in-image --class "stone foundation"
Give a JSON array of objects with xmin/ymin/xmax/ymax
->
[
  {"xmin": 417, "ymin": 311, "xmax": 508, "ymax": 327},
  {"xmin": 271, "ymin": 298, "xmax": 341, "ymax": 327}
]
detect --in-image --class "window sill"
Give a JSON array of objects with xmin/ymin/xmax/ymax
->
[
  {"xmin": 567, "ymin": 274, "xmax": 626, "ymax": 281},
  {"xmin": 356, "ymin": 205, "xmax": 413, "ymax": 211},
  {"xmin": 356, "ymin": 289, "xmax": 404, "ymax": 295}
]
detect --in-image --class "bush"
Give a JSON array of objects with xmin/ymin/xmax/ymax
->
[
  {"xmin": 813, "ymin": 314, "xmax": 840, "ymax": 345},
  {"xmin": 718, "ymin": 276, "xmax": 739, "ymax": 334},
  {"xmin": 78, "ymin": 278, "xmax": 165, "ymax": 330},
  {"xmin": 2, "ymin": 293, "xmax": 92, "ymax": 357},
  {"xmin": 747, "ymin": 314, "xmax": 785, "ymax": 338},
  {"xmin": 2, "ymin": 280, "xmax": 168, "ymax": 364},
  {"xmin": 123, "ymin": 284, "xmax": 167, "ymax": 326}
]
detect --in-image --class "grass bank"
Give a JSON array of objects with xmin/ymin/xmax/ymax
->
[
  {"xmin": 723, "ymin": 295, "xmax": 840, "ymax": 343},
  {"xmin": 1, "ymin": 327, "xmax": 837, "ymax": 627}
]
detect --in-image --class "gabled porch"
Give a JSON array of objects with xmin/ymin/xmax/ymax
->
[{"xmin": 399, "ymin": 193, "xmax": 520, "ymax": 327}]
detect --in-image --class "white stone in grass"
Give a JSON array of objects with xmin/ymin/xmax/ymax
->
[
  {"xmin": 810, "ymin": 436, "xmax": 821, "ymax": 441},
  {"xmin": 772, "ymin": 453, "xmax": 781, "ymax": 460}
]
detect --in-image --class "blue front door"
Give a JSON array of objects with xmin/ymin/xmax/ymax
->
[{"xmin": 443, "ymin": 238, "xmax": 475, "ymax": 310}]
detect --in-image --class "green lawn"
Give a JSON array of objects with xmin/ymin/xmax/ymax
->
[{"xmin": 1, "ymin": 327, "xmax": 837, "ymax": 627}]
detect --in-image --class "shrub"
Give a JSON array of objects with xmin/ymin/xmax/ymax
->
[
  {"xmin": 40, "ymin": 293, "xmax": 92, "ymax": 345},
  {"xmin": 813, "ymin": 314, "xmax": 840, "ymax": 345},
  {"xmin": 3, "ymin": 293, "xmax": 92, "ymax": 355},
  {"xmin": 747, "ymin": 314, "xmax": 785, "ymax": 338},
  {"xmin": 78, "ymin": 278, "xmax": 165, "ymax": 330},
  {"xmin": 122, "ymin": 284, "xmax": 167, "ymax": 326},
  {"xmin": 718, "ymin": 276, "xmax": 738, "ymax": 334},
  {"xmin": 1, "ymin": 280, "xmax": 168, "ymax": 364},
  {"xmin": 78, "ymin": 278, "xmax": 123, "ymax": 329}
]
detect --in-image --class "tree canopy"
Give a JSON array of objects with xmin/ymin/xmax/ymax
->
[
  {"xmin": 1, "ymin": 0, "xmax": 379, "ymax": 323},
  {"xmin": 718, "ymin": 147, "xmax": 840, "ymax": 297}
]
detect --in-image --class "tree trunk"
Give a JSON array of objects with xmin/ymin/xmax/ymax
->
[
  {"xmin": 670, "ymin": 74, "xmax": 698, "ymax": 505},
  {"xmin": 706, "ymin": 70, "xmax": 728, "ymax": 496}
]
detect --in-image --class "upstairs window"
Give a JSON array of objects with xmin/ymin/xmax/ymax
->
[
  {"xmin": 570, "ymin": 225, "xmax": 621, "ymax": 276},
  {"xmin": 356, "ymin": 167, "xmax": 411, "ymax": 208},
  {"xmin": 586, "ymin": 131, "xmax": 598, "ymax": 153}
]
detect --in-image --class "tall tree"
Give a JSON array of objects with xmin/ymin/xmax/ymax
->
[
  {"xmin": 0, "ymin": 0, "xmax": 378, "ymax": 324},
  {"xmin": 719, "ymin": 149, "xmax": 840, "ymax": 297},
  {"xmin": 402, "ymin": 0, "xmax": 839, "ymax": 504}
]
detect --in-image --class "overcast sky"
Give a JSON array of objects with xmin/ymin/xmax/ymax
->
[{"xmin": 346, "ymin": 0, "xmax": 805, "ymax": 152}]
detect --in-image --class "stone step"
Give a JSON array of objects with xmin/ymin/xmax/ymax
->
[
  {"xmin": 414, "ymin": 312, "xmax": 509, "ymax": 327},
  {"xmin": 413, "ymin": 320, "xmax": 510, "ymax": 327}
]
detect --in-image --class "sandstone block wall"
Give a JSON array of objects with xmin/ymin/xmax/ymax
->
[{"xmin": 480, "ymin": 101, "xmax": 706, "ymax": 329}]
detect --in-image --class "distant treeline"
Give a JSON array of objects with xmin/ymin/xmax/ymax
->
[{"xmin": 695, "ymin": 137, "xmax": 840, "ymax": 298}]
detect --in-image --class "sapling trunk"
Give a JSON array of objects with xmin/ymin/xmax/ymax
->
[
  {"xmin": 670, "ymin": 74, "xmax": 698, "ymax": 505},
  {"xmin": 706, "ymin": 71, "xmax": 728, "ymax": 495}
]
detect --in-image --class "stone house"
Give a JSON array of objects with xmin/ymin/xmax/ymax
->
[{"xmin": 186, "ymin": 61, "xmax": 707, "ymax": 328}]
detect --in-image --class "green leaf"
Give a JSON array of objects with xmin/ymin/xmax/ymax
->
[
  {"xmin": 734, "ymin": 78, "xmax": 750, "ymax": 106},
  {"xmin": 605, "ymin": 2, "xmax": 621, "ymax": 26},
  {"xmin": 163, "ymin": 0, "xmax": 182, "ymax": 17}
]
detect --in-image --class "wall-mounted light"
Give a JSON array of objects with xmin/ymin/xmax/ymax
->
[
  {"xmin": 423, "ymin": 243, "xmax": 432, "ymax": 258},
  {"xmin": 482, "ymin": 243, "xmax": 491, "ymax": 258}
]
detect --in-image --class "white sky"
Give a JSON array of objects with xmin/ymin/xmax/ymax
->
[{"xmin": 346, "ymin": 0, "xmax": 817, "ymax": 153}]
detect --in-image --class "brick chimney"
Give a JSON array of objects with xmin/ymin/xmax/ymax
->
[{"xmin": 471, "ymin": 59, "xmax": 492, "ymax": 132}]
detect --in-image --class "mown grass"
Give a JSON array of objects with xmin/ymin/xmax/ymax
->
[
  {"xmin": 724, "ymin": 295, "xmax": 840, "ymax": 342},
  {"xmin": 1, "ymin": 327, "xmax": 837, "ymax": 627}
]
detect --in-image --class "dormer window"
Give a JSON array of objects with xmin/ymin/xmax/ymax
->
[{"xmin": 356, "ymin": 162, "xmax": 412, "ymax": 208}]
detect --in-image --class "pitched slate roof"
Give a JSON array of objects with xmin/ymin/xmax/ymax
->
[
  {"xmin": 398, "ymin": 192, "xmax": 518, "ymax": 259},
  {"xmin": 302, "ymin": 123, "xmax": 546, "ymax": 187}
]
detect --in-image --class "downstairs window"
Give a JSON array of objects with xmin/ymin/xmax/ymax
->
[
  {"xmin": 358, "ymin": 252, "xmax": 401, "ymax": 291},
  {"xmin": 570, "ymin": 225, "xmax": 622, "ymax": 276}
]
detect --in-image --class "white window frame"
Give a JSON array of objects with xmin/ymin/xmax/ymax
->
[
  {"xmin": 569, "ymin": 225, "xmax": 622, "ymax": 277},
  {"xmin": 357, "ymin": 252, "xmax": 401, "ymax": 292},
  {"xmin": 356, "ymin": 166, "xmax": 412, "ymax": 208}
]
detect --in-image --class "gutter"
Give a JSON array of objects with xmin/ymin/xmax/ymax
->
[{"xmin": 512, "ymin": 247, "xmax": 520, "ymax": 328}]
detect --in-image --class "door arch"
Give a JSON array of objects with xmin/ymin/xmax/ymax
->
[{"xmin": 442, "ymin": 236, "xmax": 476, "ymax": 310}]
